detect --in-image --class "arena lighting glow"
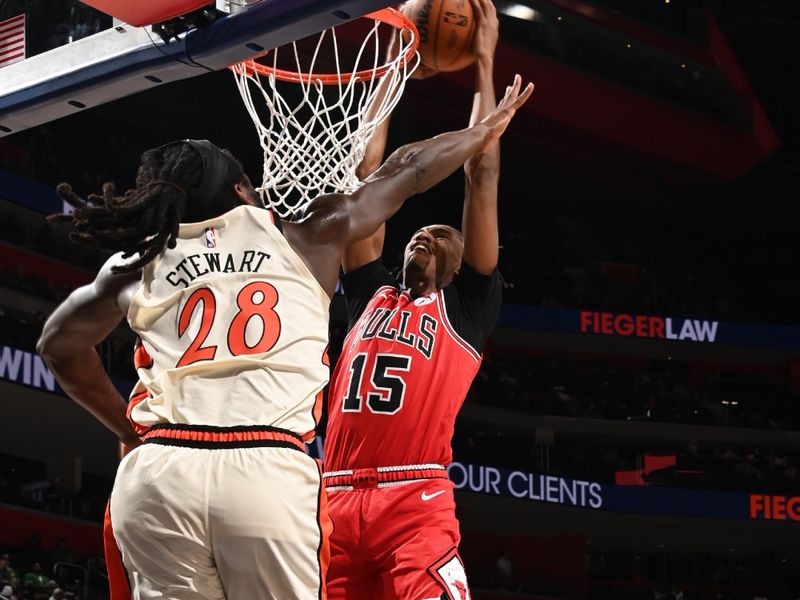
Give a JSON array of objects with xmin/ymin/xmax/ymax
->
[{"xmin": 499, "ymin": 3, "xmax": 538, "ymax": 21}]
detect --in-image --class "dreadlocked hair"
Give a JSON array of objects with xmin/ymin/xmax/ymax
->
[{"xmin": 51, "ymin": 143, "xmax": 247, "ymax": 274}]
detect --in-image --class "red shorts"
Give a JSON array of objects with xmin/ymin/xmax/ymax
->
[{"xmin": 326, "ymin": 476, "xmax": 471, "ymax": 600}]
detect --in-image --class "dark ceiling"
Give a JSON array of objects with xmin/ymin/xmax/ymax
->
[{"xmin": 5, "ymin": 0, "xmax": 800, "ymax": 222}]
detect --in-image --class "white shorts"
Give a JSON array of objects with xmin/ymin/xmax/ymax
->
[{"xmin": 106, "ymin": 425, "xmax": 331, "ymax": 600}]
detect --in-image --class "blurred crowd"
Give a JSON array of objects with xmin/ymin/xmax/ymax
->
[
  {"xmin": 5, "ymin": 131, "xmax": 800, "ymax": 327},
  {"xmin": 2, "ymin": 197, "xmax": 799, "ymax": 432},
  {"xmin": 468, "ymin": 355, "xmax": 800, "ymax": 430},
  {"xmin": 2, "ymin": 532, "xmax": 795, "ymax": 600},
  {"xmin": 492, "ymin": 199, "xmax": 800, "ymax": 326},
  {"xmin": 585, "ymin": 548, "xmax": 799, "ymax": 600},
  {"xmin": 0, "ymin": 454, "xmax": 112, "ymax": 524},
  {"xmin": 0, "ymin": 309, "xmax": 136, "ymax": 381},
  {"xmin": 0, "ymin": 542, "xmax": 108, "ymax": 600},
  {"xmin": 6, "ymin": 306, "xmax": 795, "ymax": 439},
  {"xmin": 478, "ymin": 550, "xmax": 800, "ymax": 600}
]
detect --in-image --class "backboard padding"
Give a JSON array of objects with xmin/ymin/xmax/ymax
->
[{"xmin": 80, "ymin": 0, "xmax": 212, "ymax": 28}]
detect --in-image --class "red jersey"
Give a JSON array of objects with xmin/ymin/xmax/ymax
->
[{"xmin": 325, "ymin": 260, "xmax": 501, "ymax": 471}]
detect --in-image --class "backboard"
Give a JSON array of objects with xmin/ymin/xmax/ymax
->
[{"xmin": 0, "ymin": 0, "xmax": 395, "ymax": 138}]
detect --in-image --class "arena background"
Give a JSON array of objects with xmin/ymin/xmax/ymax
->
[{"xmin": 1, "ymin": 1, "xmax": 800, "ymax": 599}]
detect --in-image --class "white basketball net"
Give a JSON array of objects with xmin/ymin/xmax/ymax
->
[{"xmin": 231, "ymin": 14, "xmax": 419, "ymax": 219}]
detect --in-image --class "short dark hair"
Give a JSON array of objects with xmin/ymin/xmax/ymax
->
[{"xmin": 51, "ymin": 141, "xmax": 247, "ymax": 274}]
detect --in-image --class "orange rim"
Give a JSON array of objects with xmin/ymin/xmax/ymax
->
[{"xmin": 231, "ymin": 7, "xmax": 419, "ymax": 84}]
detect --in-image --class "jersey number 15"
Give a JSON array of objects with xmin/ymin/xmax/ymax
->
[{"xmin": 342, "ymin": 353, "xmax": 411, "ymax": 415}]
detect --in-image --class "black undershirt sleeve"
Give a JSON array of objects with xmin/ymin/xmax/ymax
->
[
  {"xmin": 440, "ymin": 261, "xmax": 502, "ymax": 354},
  {"xmin": 271, "ymin": 212, "xmax": 282, "ymax": 232},
  {"xmin": 340, "ymin": 260, "xmax": 398, "ymax": 331}
]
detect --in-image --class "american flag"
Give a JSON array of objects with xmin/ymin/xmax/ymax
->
[{"xmin": 0, "ymin": 14, "xmax": 25, "ymax": 68}]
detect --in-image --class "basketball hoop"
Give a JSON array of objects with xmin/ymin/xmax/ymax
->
[{"xmin": 230, "ymin": 8, "xmax": 419, "ymax": 218}]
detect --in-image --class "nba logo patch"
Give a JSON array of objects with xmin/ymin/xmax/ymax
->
[{"xmin": 205, "ymin": 228, "xmax": 217, "ymax": 248}]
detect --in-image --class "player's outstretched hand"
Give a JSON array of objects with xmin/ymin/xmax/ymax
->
[
  {"xmin": 470, "ymin": 0, "xmax": 499, "ymax": 63},
  {"xmin": 480, "ymin": 74, "xmax": 534, "ymax": 142}
]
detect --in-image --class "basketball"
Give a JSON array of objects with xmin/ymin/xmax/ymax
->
[{"xmin": 402, "ymin": 0, "xmax": 477, "ymax": 73}]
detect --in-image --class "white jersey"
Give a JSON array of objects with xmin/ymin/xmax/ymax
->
[{"xmin": 126, "ymin": 205, "xmax": 330, "ymax": 439}]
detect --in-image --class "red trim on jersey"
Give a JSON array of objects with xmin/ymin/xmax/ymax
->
[
  {"xmin": 323, "ymin": 466, "xmax": 449, "ymax": 489},
  {"xmin": 126, "ymin": 390, "xmax": 152, "ymax": 437},
  {"xmin": 142, "ymin": 425, "xmax": 304, "ymax": 449},
  {"xmin": 316, "ymin": 349, "xmax": 331, "ymax": 420},
  {"xmin": 104, "ymin": 501, "xmax": 132, "ymax": 600},
  {"xmin": 267, "ymin": 210, "xmax": 275, "ymax": 225},
  {"xmin": 302, "ymin": 390, "xmax": 323, "ymax": 443},
  {"xmin": 436, "ymin": 292, "xmax": 481, "ymax": 362},
  {"xmin": 315, "ymin": 459, "xmax": 332, "ymax": 600},
  {"xmin": 303, "ymin": 388, "xmax": 324, "ymax": 443},
  {"xmin": 373, "ymin": 285, "xmax": 397, "ymax": 296},
  {"xmin": 303, "ymin": 346, "xmax": 329, "ymax": 442},
  {"xmin": 132, "ymin": 343, "xmax": 153, "ymax": 370}
]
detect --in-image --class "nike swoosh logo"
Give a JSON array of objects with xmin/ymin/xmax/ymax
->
[{"xmin": 421, "ymin": 490, "xmax": 446, "ymax": 502}]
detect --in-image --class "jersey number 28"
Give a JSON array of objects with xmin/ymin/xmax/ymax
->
[{"xmin": 176, "ymin": 282, "xmax": 281, "ymax": 367}]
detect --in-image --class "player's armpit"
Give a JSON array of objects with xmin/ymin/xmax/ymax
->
[{"xmin": 342, "ymin": 224, "xmax": 385, "ymax": 273}]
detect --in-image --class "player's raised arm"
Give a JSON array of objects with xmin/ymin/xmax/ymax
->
[
  {"xmin": 342, "ymin": 63, "xmax": 397, "ymax": 273},
  {"xmin": 344, "ymin": 74, "xmax": 530, "ymax": 236},
  {"xmin": 463, "ymin": 0, "xmax": 517, "ymax": 275},
  {"xmin": 283, "ymin": 74, "xmax": 533, "ymax": 290},
  {"xmin": 342, "ymin": 32, "xmax": 439, "ymax": 274},
  {"xmin": 37, "ymin": 255, "xmax": 142, "ymax": 451}
]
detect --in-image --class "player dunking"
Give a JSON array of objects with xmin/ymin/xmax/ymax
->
[
  {"xmin": 37, "ymin": 67, "xmax": 531, "ymax": 600},
  {"xmin": 324, "ymin": 1, "xmax": 514, "ymax": 598}
]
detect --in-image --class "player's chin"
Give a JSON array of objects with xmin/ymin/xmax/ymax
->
[{"xmin": 405, "ymin": 252, "xmax": 431, "ymax": 270}]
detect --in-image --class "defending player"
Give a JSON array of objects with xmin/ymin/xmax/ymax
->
[
  {"xmin": 324, "ymin": 1, "xmax": 512, "ymax": 597},
  {"xmin": 37, "ymin": 66, "xmax": 531, "ymax": 600}
]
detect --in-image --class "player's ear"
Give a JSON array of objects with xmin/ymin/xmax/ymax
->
[
  {"xmin": 233, "ymin": 181, "xmax": 249, "ymax": 202},
  {"xmin": 233, "ymin": 180, "xmax": 263, "ymax": 207},
  {"xmin": 451, "ymin": 265, "xmax": 461, "ymax": 282}
]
